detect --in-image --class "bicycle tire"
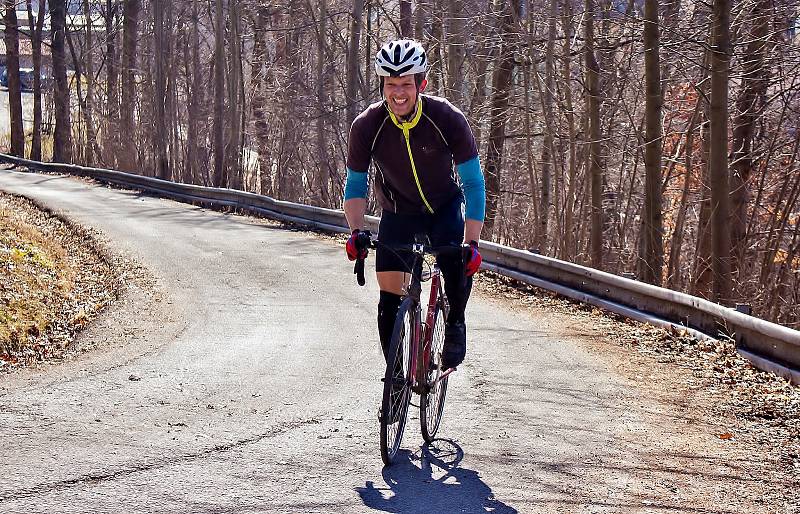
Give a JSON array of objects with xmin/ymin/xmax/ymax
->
[
  {"xmin": 420, "ymin": 299, "xmax": 449, "ymax": 442},
  {"xmin": 380, "ymin": 297, "xmax": 414, "ymax": 466}
]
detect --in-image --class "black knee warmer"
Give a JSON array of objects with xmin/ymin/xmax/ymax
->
[{"xmin": 377, "ymin": 291, "xmax": 403, "ymax": 361}]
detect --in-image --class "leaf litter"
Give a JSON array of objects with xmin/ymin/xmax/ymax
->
[
  {"xmin": 0, "ymin": 192, "xmax": 127, "ymax": 371},
  {"xmin": 473, "ymin": 269, "xmax": 800, "ymax": 488}
]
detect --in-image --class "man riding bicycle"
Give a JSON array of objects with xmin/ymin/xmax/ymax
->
[{"xmin": 343, "ymin": 39, "xmax": 486, "ymax": 370}]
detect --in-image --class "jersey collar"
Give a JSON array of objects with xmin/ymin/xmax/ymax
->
[{"xmin": 386, "ymin": 95, "xmax": 423, "ymax": 131}]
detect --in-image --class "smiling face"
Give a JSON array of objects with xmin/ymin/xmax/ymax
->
[{"xmin": 383, "ymin": 75, "xmax": 426, "ymax": 118}]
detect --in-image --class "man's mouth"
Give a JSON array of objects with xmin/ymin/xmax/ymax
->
[{"xmin": 392, "ymin": 97, "xmax": 409, "ymax": 106}]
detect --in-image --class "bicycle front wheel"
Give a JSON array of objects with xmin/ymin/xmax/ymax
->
[
  {"xmin": 380, "ymin": 298, "xmax": 414, "ymax": 466},
  {"xmin": 420, "ymin": 299, "xmax": 449, "ymax": 442}
]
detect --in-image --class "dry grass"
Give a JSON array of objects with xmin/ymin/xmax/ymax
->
[
  {"xmin": 0, "ymin": 131, "xmax": 56, "ymax": 162},
  {"xmin": 0, "ymin": 199, "xmax": 72, "ymax": 353},
  {"xmin": 0, "ymin": 193, "xmax": 119, "ymax": 368}
]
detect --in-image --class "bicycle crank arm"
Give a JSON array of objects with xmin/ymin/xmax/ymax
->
[{"xmin": 431, "ymin": 367, "xmax": 457, "ymax": 386}]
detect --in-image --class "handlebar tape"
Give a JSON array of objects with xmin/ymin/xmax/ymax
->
[{"xmin": 355, "ymin": 258, "xmax": 366, "ymax": 286}]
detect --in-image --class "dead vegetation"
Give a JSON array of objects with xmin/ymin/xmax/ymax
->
[
  {"xmin": 474, "ymin": 269, "xmax": 800, "ymax": 487},
  {"xmin": 0, "ymin": 192, "xmax": 121, "ymax": 370}
]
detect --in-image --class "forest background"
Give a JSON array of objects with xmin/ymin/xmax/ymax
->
[{"xmin": 2, "ymin": 0, "xmax": 799, "ymax": 328}]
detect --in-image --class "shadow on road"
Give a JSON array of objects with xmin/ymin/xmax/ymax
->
[{"xmin": 356, "ymin": 439, "xmax": 517, "ymax": 513}]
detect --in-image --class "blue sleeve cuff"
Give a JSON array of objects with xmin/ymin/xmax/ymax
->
[
  {"xmin": 343, "ymin": 167, "xmax": 368, "ymax": 200},
  {"xmin": 456, "ymin": 157, "xmax": 485, "ymax": 221}
]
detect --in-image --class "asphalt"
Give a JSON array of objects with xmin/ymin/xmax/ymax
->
[{"xmin": 0, "ymin": 169, "xmax": 786, "ymax": 513}]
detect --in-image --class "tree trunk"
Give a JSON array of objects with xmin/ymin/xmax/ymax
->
[
  {"xmin": 225, "ymin": 0, "xmax": 243, "ymax": 190},
  {"xmin": 561, "ymin": 0, "xmax": 578, "ymax": 260},
  {"xmin": 251, "ymin": 5, "xmax": 273, "ymax": 196},
  {"xmin": 445, "ymin": 0, "xmax": 465, "ymax": 104},
  {"xmin": 185, "ymin": 0, "xmax": 203, "ymax": 184},
  {"xmin": 709, "ymin": 0, "xmax": 732, "ymax": 303},
  {"xmin": 639, "ymin": 0, "xmax": 663, "ymax": 285},
  {"xmin": 65, "ymin": 25, "xmax": 102, "ymax": 166},
  {"xmin": 153, "ymin": 0, "xmax": 169, "ymax": 179},
  {"xmin": 536, "ymin": 0, "xmax": 558, "ymax": 253},
  {"xmin": 82, "ymin": 0, "xmax": 99, "ymax": 165},
  {"xmin": 585, "ymin": 0, "xmax": 603, "ymax": 268},
  {"xmin": 26, "ymin": 0, "xmax": 46, "ymax": 161},
  {"xmin": 483, "ymin": 0, "xmax": 519, "ymax": 238},
  {"xmin": 4, "ymin": 1, "xmax": 24, "ymax": 157},
  {"xmin": 345, "ymin": 0, "xmax": 364, "ymax": 126},
  {"xmin": 51, "ymin": 0, "xmax": 72, "ymax": 163},
  {"xmin": 315, "ymin": 0, "xmax": 330, "ymax": 204},
  {"xmin": 120, "ymin": 0, "xmax": 140, "ymax": 171},
  {"xmin": 400, "ymin": 0, "xmax": 412, "ymax": 37},
  {"xmin": 667, "ymin": 101, "xmax": 702, "ymax": 289},
  {"xmin": 730, "ymin": 0, "xmax": 769, "ymax": 277},
  {"xmin": 103, "ymin": 0, "xmax": 119, "ymax": 167},
  {"xmin": 212, "ymin": 0, "xmax": 226, "ymax": 187}
]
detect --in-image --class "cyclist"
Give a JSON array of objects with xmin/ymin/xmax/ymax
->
[{"xmin": 343, "ymin": 39, "xmax": 486, "ymax": 370}]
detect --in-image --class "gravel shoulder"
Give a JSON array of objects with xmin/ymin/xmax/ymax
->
[{"xmin": 473, "ymin": 271, "xmax": 800, "ymax": 509}]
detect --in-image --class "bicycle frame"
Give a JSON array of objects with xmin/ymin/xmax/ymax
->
[{"xmin": 408, "ymin": 262, "xmax": 457, "ymax": 394}]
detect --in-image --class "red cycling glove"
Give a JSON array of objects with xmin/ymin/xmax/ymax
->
[
  {"xmin": 465, "ymin": 241, "xmax": 481, "ymax": 277},
  {"xmin": 346, "ymin": 230, "xmax": 368, "ymax": 261}
]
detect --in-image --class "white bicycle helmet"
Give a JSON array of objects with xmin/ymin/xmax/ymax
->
[{"xmin": 375, "ymin": 39, "xmax": 428, "ymax": 77}]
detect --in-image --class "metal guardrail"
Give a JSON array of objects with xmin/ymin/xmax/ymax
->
[{"xmin": 2, "ymin": 153, "xmax": 799, "ymax": 383}]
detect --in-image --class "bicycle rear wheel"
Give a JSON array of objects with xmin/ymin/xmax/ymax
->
[
  {"xmin": 420, "ymin": 299, "xmax": 449, "ymax": 442},
  {"xmin": 380, "ymin": 298, "xmax": 414, "ymax": 466}
]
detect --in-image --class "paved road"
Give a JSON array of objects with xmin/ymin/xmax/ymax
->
[{"xmin": 0, "ymin": 169, "xmax": 786, "ymax": 513}]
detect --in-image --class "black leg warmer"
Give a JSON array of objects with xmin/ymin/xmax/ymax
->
[
  {"xmin": 377, "ymin": 291, "xmax": 403, "ymax": 361},
  {"xmin": 439, "ymin": 257, "xmax": 473, "ymax": 325}
]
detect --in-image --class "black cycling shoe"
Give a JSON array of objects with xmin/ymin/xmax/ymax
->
[{"xmin": 441, "ymin": 321, "xmax": 466, "ymax": 369}]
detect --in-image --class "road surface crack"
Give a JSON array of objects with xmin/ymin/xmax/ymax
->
[{"xmin": 1, "ymin": 418, "xmax": 319, "ymax": 502}]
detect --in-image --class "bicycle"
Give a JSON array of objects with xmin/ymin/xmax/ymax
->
[{"xmin": 353, "ymin": 231, "xmax": 468, "ymax": 466}]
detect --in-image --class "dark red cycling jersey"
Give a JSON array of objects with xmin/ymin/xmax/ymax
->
[{"xmin": 346, "ymin": 94, "xmax": 479, "ymax": 215}]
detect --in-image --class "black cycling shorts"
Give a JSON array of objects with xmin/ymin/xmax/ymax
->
[{"xmin": 375, "ymin": 192, "xmax": 465, "ymax": 273}]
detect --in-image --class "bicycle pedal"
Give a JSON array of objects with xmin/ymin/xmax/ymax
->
[{"xmin": 380, "ymin": 377, "xmax": 407, "ymax": 387}]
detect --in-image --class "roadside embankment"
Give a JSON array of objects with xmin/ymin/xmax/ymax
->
[{"xmin": 0, "ymin": 192, "xmax": 121, "ymax": 370}]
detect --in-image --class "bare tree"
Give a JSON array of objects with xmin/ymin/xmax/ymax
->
[
  {"xmin": 153, "ymin": 0, "xmax": 170, "ymax": 179},
  {"xmin": 25, "ymin": 0, "xmax": 47, "ymax": 161},
  {"xmin": 104, "ymin": 0, "xmax": 120, "ymax": 167},
  {"xmin": 120, "ymin": 0, "xmax": 140, "ymax": 171},
  {"xmin": 709, "ymin": 0, "xmax": 732, "ymax": 303},
  {"xmin": 314, "ymin": 0, "xmax": 331, "ymax": 204},
  {"xmin": 639, "ymin": 0, "xmax": 663, "ymax": 285},
  {"xmin": 400, "ymin": 0, "xmax": 412, "ymax": 37},
  {"xmin": 445, "ymin": 0, "xmax": 465, "ymax": 104},
  {"xmin": 4, "ymin": 0, "xmax": 24, "ymax": 157},
  {"xmin": 212, "ymin": 0, "xmax": 226, "ymax": 187},
  {"xmin": 584, "ymin": 0, "xmax": 602, "ymax": 268},
  {"xmin": 52, "ymin": 0, "xmax": 72, "ymax": 163},
  {"xmin": 346, "ymin": 0, "xmax": 364, "ymax": 125},
  {"xmin": 483, "ymin": 0, "xmax": 519, "ymax": 237},
  {"xmin": 730, "ymin": 0, "xmax": 770, "ymax": 277}
]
